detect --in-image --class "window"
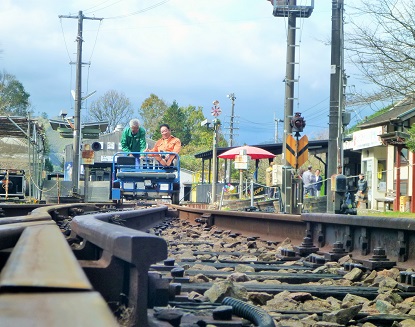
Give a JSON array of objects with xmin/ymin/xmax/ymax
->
[
  {"xmin": 377, "ymin": 160, "xmax": 386, "ymax": 192},
  {"xmin": 393, "ymin": 147, "xmax": 408, "ymax": 166},
  {"xmin": 394, "ymin": 180, "xmax": 408, "ymax": 196}
]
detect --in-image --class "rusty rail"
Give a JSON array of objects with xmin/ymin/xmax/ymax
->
[
  {"xmin": 0, "ymin": 205, "xmax": 119, "ymax": 326},
  {"xmin": 69, "ymin": 206, "xmax": 172, "ymax": 326},
  {"xmin": 6, "ymin": 201, "xmax": 415, "ymax": 325},
  {"xmin": 0, "ymin": 203, "xmax": 174, "ymax": 326},
  {"xmin": 174, "ymin": 205, "xmax": 415, "ymax": 269}
]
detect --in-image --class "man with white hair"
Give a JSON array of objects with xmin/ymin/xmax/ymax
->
[{"xmin": 120, "ymin": 118, "xmax": 146, "ymax": 156}]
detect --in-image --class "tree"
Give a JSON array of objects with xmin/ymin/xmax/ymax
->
[
  {"xmin": 138, "ymin": 94, "xmax": 168, "ymax": 138},
  {"xmin": 179, "ymin": 143, "xmax": 210, "ymax": 173},
  {"xmin": 44, "ymin": 158, "xmax": 54, "ymax": 172},
  {"xmin": 156, "ymin": 101, "xmax": 191, "ymax": 145},
  {"xmin": 346, "ymin": 0, "xmax": 415, "ymax": 105},
  {"xmin": 183, "ymin": 105, "xmax": 212, "ymax": 146},
  {"xmin": 87, "ymin": 90, "xmax": 134, "ymax": 132},
  {"xmin": 0, "ymin": 71, "xmax": 30, "ymax": 116},
  {"xmin": 406, "ymin": 124, "xmax": 415, "ymax": 152}
]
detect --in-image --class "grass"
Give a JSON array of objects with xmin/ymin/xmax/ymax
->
[{"xmin": 357, "ymin": 209, "xmax": 415, "ymax": 218}]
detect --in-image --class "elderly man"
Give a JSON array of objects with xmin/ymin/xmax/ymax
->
[{"xmin": 120, "ymin": 119, "xmax": 146, "ymax": 156}]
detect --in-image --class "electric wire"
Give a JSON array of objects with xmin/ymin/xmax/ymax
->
[
  {"xmin": 104, "ymin": 0, "xmax": 171, "ymax": 19},
  {"xmin": 59, "ymin": 0, "xmax": 172, "ymax": 119},
  {"xmin": 83, "ymin": 19, "xmax": 103, "ymax": 119},
  {"xmin": 83, "ymin": 0, "xmax": 126, "ymax": 15},
  {"xmin": 88, "ymin": 20, "xmax": 103, "ymax": 63},
  {"xmin": 59, "ymin": 18, "xmax": 73, "ymax": 62}
]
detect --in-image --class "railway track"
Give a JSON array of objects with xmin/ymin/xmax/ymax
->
[{"xmin": 1, "ymin": 202, "xmax": 415, "ymax": 326}]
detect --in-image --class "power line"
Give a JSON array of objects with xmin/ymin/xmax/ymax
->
[
  {"xmin": 104, "ymin": 0, "xmax": 171, "ymax": 19},
  {"xmin": 83, "ymin": 0, "xmax": 125, "ymax": 15}
]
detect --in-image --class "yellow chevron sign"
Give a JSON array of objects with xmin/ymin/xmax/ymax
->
[
  {"xmin": 297, "ymin": 135, "xmax": 309, "ymax": 168},
  {"xmin": 285, "ymin": 135, "xmax": 309, "ymax": 169},
  {"xmin": 286, "ymin": 135, "xmax": 297, "ymax": 168}
]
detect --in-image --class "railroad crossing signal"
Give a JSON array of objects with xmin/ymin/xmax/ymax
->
[
  {"xmin": 286, "ymin": 134, "xmax": 309, "ymax": 169},
  {"xmin": 290, "ymin": 112, "xmax": 306, "ymax": 133}
]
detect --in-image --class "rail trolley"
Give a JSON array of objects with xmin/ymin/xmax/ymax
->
[{"xmin": 111, "ymin": 152, "xmax": 180, "ymax": 204}]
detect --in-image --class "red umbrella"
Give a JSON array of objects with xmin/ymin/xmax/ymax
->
[{"xmin": 218, "ymin": 145, "xmax": 275, "ymax": 160}]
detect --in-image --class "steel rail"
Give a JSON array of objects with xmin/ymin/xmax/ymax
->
[
  {"xmin": 0, "ymin": 203, "xmax": 174, "ymax": 326},
  {"xmin": 69, "ymin": 205, "xmax": 175, "ymax": 326},
  {"xmin": 173, "ymin": 205, "xmax": 415, "ymax": 269},
  {"xmin": 0, "ymin": 203, "xmax": 120, "ymax": 326}
]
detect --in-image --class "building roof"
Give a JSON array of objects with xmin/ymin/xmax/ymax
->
[
  {"xmin": 194, "ymin": 139, "xmax": 329, "ymax": 160},
  {"xmin": 0, "ymin": 116, "xmax": 46, "ymax": 173},
  {"xmin": 358, "ymin": 97, "xmax": 415, "ymax": 129},
  {"xmin": 0, "ymin": 116, "xmax": 44, "ymax": 139}
]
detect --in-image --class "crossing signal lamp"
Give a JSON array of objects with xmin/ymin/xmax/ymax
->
[{"xmin": 291, "ymin": 112, "xmax": 306, "ymax": 133}]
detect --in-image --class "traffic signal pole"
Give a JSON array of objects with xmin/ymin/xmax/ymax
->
[
  {"xmin": 280, "ymin": 3, "xmax": 297, "ymax": 214},
  {"xmin": 269, "ymin": 0, "xmax": 314, "ymax": 214}
]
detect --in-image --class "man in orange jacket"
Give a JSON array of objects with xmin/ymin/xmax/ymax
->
[{"xmin": 145, "ymin": 124, "xmax": 181, "ymax": 166}]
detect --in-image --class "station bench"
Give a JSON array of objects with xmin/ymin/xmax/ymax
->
[
  {"xmin": 0, "ymin": 223, "xmax": 118, "ymax": 326},
  {"xmin": 374, "ymin": 190, "xmax": 396, "ymax": 212}
]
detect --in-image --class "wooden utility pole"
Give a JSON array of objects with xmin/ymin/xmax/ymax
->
[{"xmin": 58, "ymin": 11, "xmax": 103, "ymax": 195}]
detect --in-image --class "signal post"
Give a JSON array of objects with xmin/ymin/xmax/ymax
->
[
  {"xmin": 267, "ymin": 0, "xmax": 314, "ymax": 214},
  {"xmin": 283, "ymin": 112, "xmax": 308, "ymax": 214}
]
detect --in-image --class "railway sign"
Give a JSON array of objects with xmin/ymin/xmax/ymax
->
[
  {"xmin": 297, "ymin": 135, "xmax": 308, "ymax": 168},
  {"xmin": 211, "ymin": 100, "xmax": 221, "ymax": 117},
  {"xmin": 211, "ymin": 105, "xmax": 222, "ymax": 117},
  {"xmin": 286, "ymin": 134, "xmax": 297, "ymax": 168},
  {"xmin": 285, "ymin": 134, "xmax": 309, "ymax": 169}
]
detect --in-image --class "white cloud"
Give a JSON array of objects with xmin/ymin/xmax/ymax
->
[{"xmin": 0, "ymin": 0, "xmax": 350, "ymax": 144}]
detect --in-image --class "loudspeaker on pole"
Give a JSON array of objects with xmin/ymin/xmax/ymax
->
[{"xmin": 91, "ymin": 142, "xmax": 102, "ymax": 151}]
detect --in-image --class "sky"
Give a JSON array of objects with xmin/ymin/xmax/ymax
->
[{"xmin": 0, "ymin": 0, "xmax": 369, "ymax": 146}]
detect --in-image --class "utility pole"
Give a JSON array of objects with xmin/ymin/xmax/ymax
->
[
  {"xmin": 274, "ymin": 114, "xmax": 283, "ymax": 143},
  {"xmin": 226, "ymin": 93, "xmax": 236, "ymax": 183},
  {"xmin": 327, "ymin": 0, "xmax": 344, "ymax": 213},
  {"xmin": 59, "ymin": 11, "xmax": 103, "ymax": 195},
  {"xmin": 228, "ymin": 93, "xmax": 236, "ymax": 148}
]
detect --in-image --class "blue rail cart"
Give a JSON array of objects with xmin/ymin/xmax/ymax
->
[{"xmin": 111, "ymin": 152, "xmax": 180, "ymax": 205}]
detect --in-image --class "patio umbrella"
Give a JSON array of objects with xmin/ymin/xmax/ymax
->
[
  {"xmin": 218, "ymin": 145, "xmax": 275, "ymax": 185},
  {"xmin": 218, "ymin": 145, "xmax": 275, "ymax": 160}
]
